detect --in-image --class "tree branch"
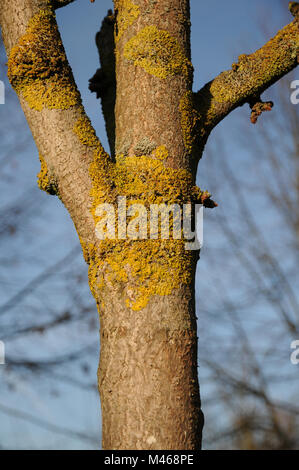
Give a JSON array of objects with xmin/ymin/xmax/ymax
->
[
  {"xmin": 0, "ymin": 0, "xmax": 112, "ymax": 243},
  {"xmin": 52, "ymin": 0, "xmax": 96, "ymax": 8},
  {"xmin": 195, "ymin": 4, "xmax": 299, "ymax": 136},
  {"xmin": 89, "ymin": 9, "xmax": 116, "ymax": 157},
  {"xmin": 51, "ymin": 0, "xmax": 76, "ymax": 9},
  {"xmin": 0, "ymin": 402, "xmax": 98, "ymax": 445}
]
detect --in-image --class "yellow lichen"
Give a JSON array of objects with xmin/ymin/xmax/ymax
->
[
  {"xmin": 153, "ymin": 145, "xmax": 169, "ymax": 161},
  {"xmin": 79, "ymin": 237, "xmax": 90, "ymax": 265},
  {"xmin": 124, "ymin": 25, "xmax": 193, "ymax": 80},
  {"xmin": 89, "ymin": 146, "xmax": 116, "ymax": 210},
  {"xmin": 37, "ymin": 154, "xmax": 57, "ymax": 195},
  {"xmin": 209, "ymin": 21, "xmax": 299, "ymax": 105},
  {"xmin": 73, "ymin": 113, "xmax": 115, "ymax": 214},
  {"xmin": 102, "ymin": 238, "xmax": 193, "ymax": 312},
  {"xmin": 86, "ymin": 146, "xmax": 207, "ymax": 311},
  {"xmin": 73, "ymin": 114, "xmax": 100, "ymax": 149},
  {"xmin": 7, "ymin": 8, "xmax": 80, "ymax": 111},
  {"xmin": 180, "ymin": 91, "xmax": 201, "ymax": 155},
  {"xmin": 115, "ymin": 0, "xmax": 140, "ymax": 42}
]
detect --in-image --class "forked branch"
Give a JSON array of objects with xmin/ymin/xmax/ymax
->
[
  {"xmin": 194, "ymin": 2, "xmax": 299, "ymax": 135},
  {"xmin": 0, "ymin": 0, "xmax": 110, "ymax": 242}
]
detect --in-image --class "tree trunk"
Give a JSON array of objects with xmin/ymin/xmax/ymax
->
[
  {"xmin": 93, "ymin": 0, "xmax": 204, "ymax": 449},
  {"xmin": 98, "ymin": 272, "xmax": 202, "ymax": 450}
]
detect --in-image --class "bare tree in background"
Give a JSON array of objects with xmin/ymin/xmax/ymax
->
[
  {"xmin": 0, "ymin": 42, "xmax": 101, "ymax": 448},
  {"xmin": 196, "ymin": 2, "xmax": 299, "ymax": 449},
  {"xmin": 198, "ymin": 69, "xmax": 299, "ymax": 449}
]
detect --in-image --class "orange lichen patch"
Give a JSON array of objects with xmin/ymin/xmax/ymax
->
[
  {"xmin": 124, "ymin": 25, "xmax": 193, "ymax": 80},
  {"xmin": 115, "ymin": 0, "xmax": 140, "ymax": 42},
  {"xmin": 7, "ymin": 8, "xmax": 80, "ymax": 111}
]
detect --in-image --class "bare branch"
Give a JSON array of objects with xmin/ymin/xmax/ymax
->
[
  {"xmin": 0, "ymin": 246, "xmax": 80, "ymax": 317},
  {"xmin": 195, "ymin": 7, "xmax": 299, "ymax": 136},
  {"xmin": 0, "ymin": 402, "xmax": 98, "ymax": 445},
  {"xmin": 51, "ymin": 0, "xmax": 76, "ymax": 9},
  {"xmin": 89, "ymin": 10, "xmax": 116, "ymax": 156},
  {"xmin": 0, "ymin": 0, "xmax": 111, "ymax": 242}
]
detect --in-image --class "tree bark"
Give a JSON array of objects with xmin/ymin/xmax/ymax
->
[{"xmin": 98, "ymin": 266, "xmax": 202, "ymax": 450}]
